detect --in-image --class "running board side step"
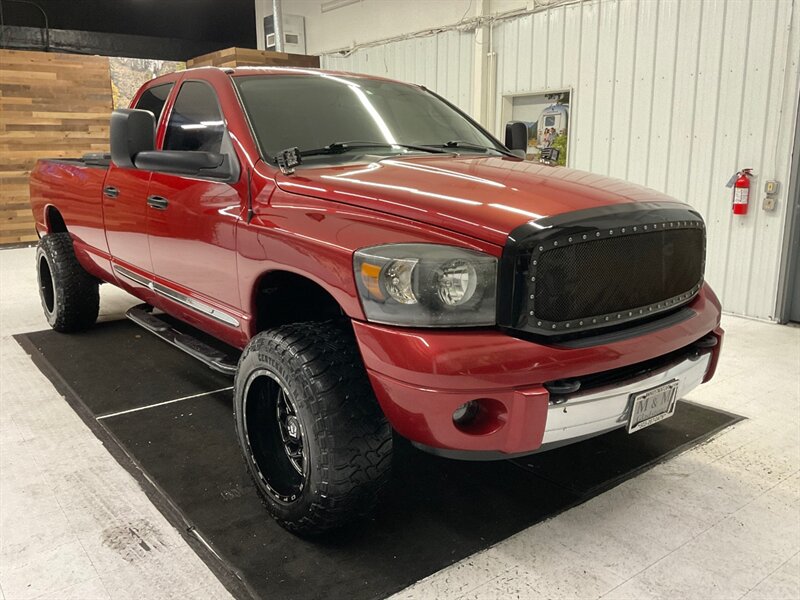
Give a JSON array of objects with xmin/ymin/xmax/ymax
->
[{"xmin": 126, "ymin": 304, "xmax": 238, "ymax": 376}]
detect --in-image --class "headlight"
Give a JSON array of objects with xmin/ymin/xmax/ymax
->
[{"xmin": 354, "ymin": 244, "xmax": 497, "ymax": 327}]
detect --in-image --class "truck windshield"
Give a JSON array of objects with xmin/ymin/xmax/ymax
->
[{"xmin": 233, "ymin": 73, "xmax": 504, "ymax": 162}]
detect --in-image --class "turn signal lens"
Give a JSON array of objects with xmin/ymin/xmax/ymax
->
[{"xmin": 359, "ymin": 262, "xmax": 384, "ymax": 300}]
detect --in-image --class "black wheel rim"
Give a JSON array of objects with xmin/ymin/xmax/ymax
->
[
  {"xmin": 38, "ymin": 254, "xmax": 55, "ymax": 315},
  {"xmin": 243, "ymin": 370, "xmax": 307, "ymax": 503}
]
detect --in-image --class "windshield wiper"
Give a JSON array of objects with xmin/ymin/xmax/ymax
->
[
  {"xmin": 297, "ymin": 141, "xmax": 448, "ymax": 158},
  {"xmin": 431, "ymin": 140, "xmax": 519, "ymax": 158}
]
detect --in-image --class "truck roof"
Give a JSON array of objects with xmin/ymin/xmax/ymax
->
[{"xmin": 149, "ymin": 65, "xmax": 402, "ymax": 86}]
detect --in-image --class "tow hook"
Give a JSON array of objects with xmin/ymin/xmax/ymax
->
[
  {"xmin": 694, "ymin": 335, "xmax": 718, "ymax": 349},
  {"xmin": 689, "ymin": 334, "xmax": 718, "ymax": 360},
  {"xmin": 545, "ymin": 379, "xmax": 581, "ymax": 399}
]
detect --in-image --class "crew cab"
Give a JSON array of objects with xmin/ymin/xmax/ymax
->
[{"xmin": 29, "ymin": 67, "xmax": 723, "ymax": 535}]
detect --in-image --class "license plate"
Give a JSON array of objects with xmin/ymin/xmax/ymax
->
[{"xmin": 627, "ymin": 380, "xmax": 680, "ymax": 433}]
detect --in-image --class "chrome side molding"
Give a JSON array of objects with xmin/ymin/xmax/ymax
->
[
  {"xmin": 113, "ymin": 264, "xmax": 240, "ymax": 328},
  {"xmin": 114, "ymin": 264, "xmax": 150, "ymax": 288}
]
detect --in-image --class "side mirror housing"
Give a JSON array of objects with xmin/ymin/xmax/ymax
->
[
  {"xmin": 134, "ymin": 150, "xmax": 230, "ymax": 179},
  {"xmin": 505, "ymin": 121, "xmax": 528, "ymax": 153},
  {"xmin": 110, "ymin": 109, "xmax": 155, "ymax": 169}
]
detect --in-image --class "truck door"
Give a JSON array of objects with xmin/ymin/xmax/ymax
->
[
  {"xmin": 103, "ymin": 82, "xmax": 173, "ymax": 275},
  {"xmin": 145, "ymin": 80, "xmax": 243, "ymax": 322}
]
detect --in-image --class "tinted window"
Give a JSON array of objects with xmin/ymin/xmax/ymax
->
[
  {"xmin": 134, "ymin": 83, "xmax": 173, "ymax": 124},
  {"xmin": 234, "ymin": 75, "xmax": 501, "ymax": 159},
  {"xmin": 164, "ymin": 81, "xmax": 225, "ymax": 153}
]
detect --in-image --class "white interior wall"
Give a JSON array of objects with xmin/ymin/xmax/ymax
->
[
  {"xmin": 263, "ymin": 0, "xmax": 800, "ymax": 321},
  {"xmin": 322, "ymin": 29, "xmax": 476, "ymax": 115},
  {"xmin": 255, "ymin": 0, "xmax": 529, "ymax": 54},
  {"xmin": 491, "ymin": 0, "xmax": 799, "ymax": 321}
]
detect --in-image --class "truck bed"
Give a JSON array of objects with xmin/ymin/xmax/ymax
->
[
  {"xmin": 41, "ymin": 153, "xmax": 112, "ymax": 169},
  {"xmin": 28, "ymin": 153, "xmax": 111, "ymax": 256}
]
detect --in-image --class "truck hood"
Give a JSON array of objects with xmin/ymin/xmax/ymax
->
[{"xmin": 274, "ymin": 155, "xmax": 682, "ymax": 246}]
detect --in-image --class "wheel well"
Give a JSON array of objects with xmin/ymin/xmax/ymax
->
[
  {"xmin": 254, "ymin": 271, "xmax": 344, "ymax": 331},
  {"xmin": 46, "ymin": 206, "xmax": 67, "ymax": 234}
]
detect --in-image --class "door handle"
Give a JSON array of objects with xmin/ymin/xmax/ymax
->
[
  {"xmin": 103, "ymin": 186, "xmax": 119, "ymax": 199},
  {"xmin": 147, "ymin": 195, "xmax": 169, "ymax": 210}
]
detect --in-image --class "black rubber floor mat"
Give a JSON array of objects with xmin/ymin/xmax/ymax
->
[
  {"xmin": 20, "ymin": 320, "xmax": 231, "ymax": 416},
  {"xmin": 511, "ymin": 400, "xmax": 737, "ymax": 496},
  {"xmin": 16, "ymin": 321, "xmax": 741, "ymax": 600}
]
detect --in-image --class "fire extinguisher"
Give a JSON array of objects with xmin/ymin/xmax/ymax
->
[{"xmin": 731, "ymin": 168, "xmax": 753, "ymax": 215}]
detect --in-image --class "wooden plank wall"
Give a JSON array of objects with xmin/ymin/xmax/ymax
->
[
  {"xmin": 187, "ymin": 47, "xmax": 319, "ymax": 69},
  {"xmin": 0, "ymin": 50, "xmax": 112, "ymax": 245}
]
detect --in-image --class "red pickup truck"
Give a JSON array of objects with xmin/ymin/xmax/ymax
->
[{"xmin": 29, "ymin": 67, "xmax": 723, "ymax": 535}]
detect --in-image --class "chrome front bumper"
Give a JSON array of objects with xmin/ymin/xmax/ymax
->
[{"xmin": 540, "ymin": 352, "xmax": 712, "ymax": 446}]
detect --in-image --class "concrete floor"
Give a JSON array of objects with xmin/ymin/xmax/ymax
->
[{"xmin": 1, "ymin": 245, "xmax": 798, "ymax": 600}]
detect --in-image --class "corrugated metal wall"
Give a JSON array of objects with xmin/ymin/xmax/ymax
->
[
  {"xmin": 321, "ymin": 0, "xmax": 800, "ymax": 321},
  {"xmin": 494, "ymin": 0, "xmax": 799, "ymax": 320},
  {"xmin": 321, "ymin": 29, "xmax": 475, "ymax": 116}
]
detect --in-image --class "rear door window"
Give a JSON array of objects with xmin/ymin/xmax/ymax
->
[{"xmin": 134, "ymin": 83, "xmax": 173, "ymax": 124}]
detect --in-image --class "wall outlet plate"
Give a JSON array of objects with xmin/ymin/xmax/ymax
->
[
  {"xmin": 765, "ymin": 180, "xmax": 779, "ymax": 195},
  {"xmin": 763, "ymin": 196, "xmax": 777, "ymax": 211}
]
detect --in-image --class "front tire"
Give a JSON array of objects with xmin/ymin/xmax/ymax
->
[
  {"xmin": 36, "ymin": 233, "xmax": 99, "ymax": 332},
  {"xmin": 233, "ymin": 321, "xmax": 392, "ymax": 536}
]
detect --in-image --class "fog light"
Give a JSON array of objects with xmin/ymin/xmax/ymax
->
[
  {"xmin": 452, "ymin": 398, "xmax": 508, "ymax": 435},
  {"xmin": 452, "ymin": 400, "xmax": 479, "ymax": 425}
]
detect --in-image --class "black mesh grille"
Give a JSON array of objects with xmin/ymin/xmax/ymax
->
[{"xmin": 532, "ymin": 228, "xmax": 704, "ymax": 323}]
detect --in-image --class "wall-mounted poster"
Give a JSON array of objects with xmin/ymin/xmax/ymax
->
[
  {"xmin": 109, "ymin": 57, "xmax": 185, "ymax": 109},
  {"xmin": 507, "ymin": 90, "xmax": 571, "ymax": 166}
]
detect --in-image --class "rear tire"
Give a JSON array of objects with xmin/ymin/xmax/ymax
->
[
  {"xmin": 233, "ymin": 320, "xmax": 392, "ymax": 536},
  {"xmin": 36, "ymin": 233, "xmax": 99, "ymax": 332}
]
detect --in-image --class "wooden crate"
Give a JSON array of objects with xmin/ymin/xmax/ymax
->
[
  {"xmin": 187, "ymin": 47, "xmax": 320, "ymax": 69},
  {"xmin": 0, "ymin": 49, "xmax": 112, "ymax": 246}
]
